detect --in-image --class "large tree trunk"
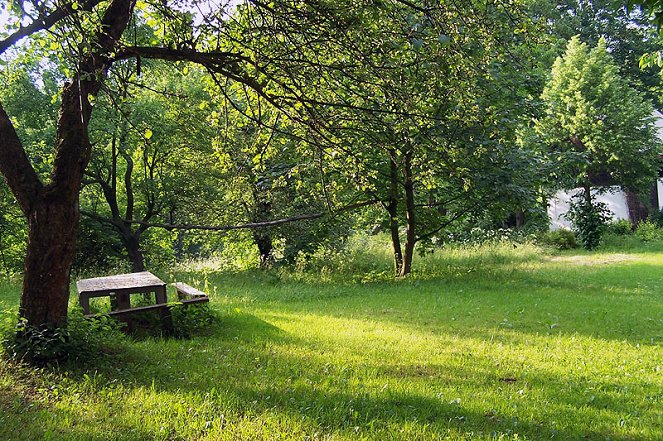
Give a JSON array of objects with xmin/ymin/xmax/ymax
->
[
  {"xmin": 121, "ymin": 231, "xmax": 146, "ymax": 272},
  {"xmin": 625, "ymin": 189, "xmax": 648, "ymax": 225},
  {"xmin": 16, "ymin": 81, "xmax": 94, "ymax": 328},
  {"xmin": 20, "ymin": 195, "xmax": 79, "ymax": 327},
  {"xmin": 387, "ymin": 149, "xmax": 403, "ymax": 275},
  {"xmin": 583, "ymin": 182, "xmax": 593, "ymax": 207},
  {"xmin": 251, "ymin": 183, "xmax": 275, "ymax": 268},
  {"xmin": 400, "ymin": 149, "xmax": 416, "ymax": 277}
]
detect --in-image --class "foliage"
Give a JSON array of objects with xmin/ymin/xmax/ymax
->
[
  {"xmin": 535, "ymin": 36, "xmax": 659, "ymax": 249},
  {"xmin": 0, "ymin": 185, "xmax": 25, "ymax": 278},
  {"xmin": 628, "ymin": 0, "xmax": 663, "ymax": 27},
  {"xmin": 634, "ymin": 219, "xmax": 663, "ymax": 241},
  {"xmin": 234, "ymin": 0, "xmax": 544, "ymax": 275},
  {"xmin": 529, "ymin": 0, "xmax": 662, "ymax": 105},
  {"xmin": 536, "ymin": 36, "xmax": 660, "ymax": 193},
  {"xmin": 605, "ymin": 219, "xmax": 633, "ymax": 235},
  {"xmin": 74, "ymin": 216, "xmax": 128, "ymax": 275},
  {"xmin": 81, "ymin": 62, "xmax": 224, "ymax": 272},
  {"xmin": 169, "ymin": 303, "xmax": 221, "ymax": 339},
  {"xmin": 538, "ymin": 228, "xmax": 579, "ymax": 250},
  {"xmin": 1, "ymin": 310, "xmax": 126, "ymax": 365},
  {"xmin": 649, "ymin": 207, "xmax": 663, "ymax": 227},
  {"xmin": 564, "ymin": 193, "xmax": 611, "ymax": 250}
]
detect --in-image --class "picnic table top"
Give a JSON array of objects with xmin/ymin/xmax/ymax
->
[{"xmin": 76, "ymin": 271, "xmax": 165, "ymax": 294}]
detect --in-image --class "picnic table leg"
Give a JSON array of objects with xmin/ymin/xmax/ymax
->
[
  {"xmin": 155, "ymin": 285, "xmax": 174, "ymax": 335},
  {"xmin": 155, "ymin": 284, "xmax": 167, "ymax": 304},
  {"xmin": 79, "ymin": 294, "xmax": 91, "ymax": 315},
  {"xmin": 108, "ymin": 292, "xmax": 133, "ymax": 332},
  {"xmin": 111, "ymin": 292, "xmax": 131, "ymax": 311}
]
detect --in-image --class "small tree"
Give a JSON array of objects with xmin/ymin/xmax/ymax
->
[{"xmin": 536, "ymin": 36, "xmax": 660, "ymax": 249}]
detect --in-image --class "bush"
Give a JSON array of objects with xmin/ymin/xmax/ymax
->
[
  {"xmin": 606, "ymin": 219, "xmax": 633, "ymax": 236},
  {"xmin": 650, "ymin": 208, "xmax": 663, "ymax": 228},
  {"xmin": 634, "ymin": 220, "xmax": 663, "ymax": 242},
  {"xmin": 170, "ymin": 303, "xmax": 221, "ymax": 338},
  {"xmin": 564, "ymin": 195, "xmax": 610, "ymax": 250},
  {"xmin": 538, "ymin": 229, "xmax": 578, "ymax": 250},
  {"xmin": 1, "ymin": 309, "xmax": 126, "ymax": 365}
]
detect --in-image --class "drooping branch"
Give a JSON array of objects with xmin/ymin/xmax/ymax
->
[
  {"xmin": 114, "ymin": 46, "xmax": 446, "ymax": 122},
  {"xmin": 120, "ymin": 199, "xmax": 379, "ymax": 231}
]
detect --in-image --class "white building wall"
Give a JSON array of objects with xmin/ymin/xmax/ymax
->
[{"xmin": 548, "ymin": 187, "xmax": 630, "ymax": 230}]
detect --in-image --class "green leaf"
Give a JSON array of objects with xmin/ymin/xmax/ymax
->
[{"xmin": 144, "ymin": 129, "xmax": 153, "ymax": 140}]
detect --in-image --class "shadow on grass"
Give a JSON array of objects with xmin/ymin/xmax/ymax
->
[
  {"xmin": 0, "ymin": 379, "xmax": 46, "ymax": 440},
  {"xmin": 22, "ymin": 324, "xmax": 654, "ymax": 441}
]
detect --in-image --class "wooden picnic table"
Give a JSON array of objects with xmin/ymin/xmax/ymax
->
[
  {"xmin": 76, "ymin": 271, "xmax": 172, "ymax": 333},
  {"xmin": 76, "ymin": 271, "xmax": 167, "ymax": 314}
]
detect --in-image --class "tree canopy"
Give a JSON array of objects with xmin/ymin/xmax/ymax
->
[
  {"xmin": 0, "ymin": 0, "xmax": 662, "ymax": 329},
  {"xmin": 535, "ymin": 36, "xmax": 660, "ymax": 247}
]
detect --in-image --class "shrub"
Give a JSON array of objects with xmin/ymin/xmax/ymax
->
[
  {"xmin": 564, "ymin": 196, "xmax": 610, "ymax": 250},
  {"xmin": 650, "ymin": 208, "xmax": 663, "ymax": 228},
  {"xmin": 170, "ymin": 303, "xmax": 221, "ymax": 338},
  {"xmin": 538, "ymin": 229, "xmax": 578, "ymax": 250},
  {"xmin": 1, "ymin": 309, "xmax": 126, "ymax": 365},
  {"xmin": 634, "ymin": 220, "xmax": 663, "ymax": 242},
  {"xmin": 606, "ymin": 219, "xmax": 633, "ymax": 236}
]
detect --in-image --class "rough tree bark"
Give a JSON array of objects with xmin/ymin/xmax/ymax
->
[
  {"xmin": 386, "ymin": 148, "xmax": 403, "ymax": 275},
  {"xmin": 400, "ymin": 148, "xmax": 416, "ymax": 277},
  {"xmin": 123, "ymin": 233, "xmax": 146, "ymax": 272},
  {"xmin": 251, "ymin": 185, "xmax": 275, "ymax": 268}
]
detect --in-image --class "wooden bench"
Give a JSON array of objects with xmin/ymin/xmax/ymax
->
[{"xmin": 171, "ymin": 282, "xmax": 210, "ymax": 303}]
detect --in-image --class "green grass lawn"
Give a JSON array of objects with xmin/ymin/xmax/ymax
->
[{"xmin": 0, "ymin": 242, "xmax": 661, "ymax": 440}]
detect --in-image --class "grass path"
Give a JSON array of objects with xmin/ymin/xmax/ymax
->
[{"xmin": 0, "ymin": 244, "xmax": 661, "ymax": 440}]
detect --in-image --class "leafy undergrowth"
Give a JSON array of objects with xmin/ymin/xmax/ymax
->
[{"xmin": 0, "ymin": 242, "xmax": 661, "ymax": 440}]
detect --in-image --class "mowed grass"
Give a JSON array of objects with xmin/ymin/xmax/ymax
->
[{"xmin": 0, "ymin": 241, "xmax": 661, "ymax": 440}]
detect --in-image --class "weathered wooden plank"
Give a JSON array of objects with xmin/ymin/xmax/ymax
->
[
  {"xmin": 77, "ymin": 271, "xmax": 164, "ymax": 293},
  {"xmin": 172, "ymin": 282, "xmax": 209, "ymax": 300}
]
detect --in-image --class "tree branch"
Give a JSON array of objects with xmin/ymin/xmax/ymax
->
[
  {"xmin": 415, "ymin": 201, "xmax": 482, "ymax": 243},
  {"xmin": 0, "ymin": 102, "xmax": 43, "ymax": 215},
  {"xmin": 113, "ymin": 46, "xmax": 250, "ymax": 69},
  {"xmin": 0, "ymin": 0, "xmax": 104, "ymax": 55},
  {"xmin": 49, "ymin": 0, "xmax": 137, "ymax": 194},
  {"xmin": 124, "ymin": 199, "xmax": 380, "ymax": 231}
]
